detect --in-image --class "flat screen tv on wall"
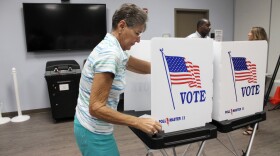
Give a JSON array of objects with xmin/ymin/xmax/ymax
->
[{"xmin": 23, "ymin": 3, "xmax": 107, "ymax": 52}]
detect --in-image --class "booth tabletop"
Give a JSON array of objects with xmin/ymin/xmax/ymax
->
[{"xmin": 124, "ymin": 110, "xmax": 217, "ymax": 149}]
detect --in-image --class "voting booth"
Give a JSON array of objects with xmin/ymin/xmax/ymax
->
[
  {"xmin": 212, "ymin": 41, "xmax": 268, "ymax": 121},
  {"xmin": 125, "ymin": 38, "xmax": 214, "ymax": 133},
  {"xmin": 124, "ymin": 38, "xmax": 217, "ymax": 154},
  {"xmin": 124, "ymin": 40, "xmax": 151, "ymax": 111},
  {"xmin": 211, "ymin": 41, "xmax": 268, "ymax": 156},
  {"xmin": 124, "ymin": 39, "xmax": 267, "ymax": 155},
  {"xmin": 151, "ymin": 38, "xmax": 214, "ymax": 133}
]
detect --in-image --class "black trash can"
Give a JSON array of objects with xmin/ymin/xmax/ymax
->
[{"xmin": 44, "ymin": 60, "xmax": 81, "ymax": 121}]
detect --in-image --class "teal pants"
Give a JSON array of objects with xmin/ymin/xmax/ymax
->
[{"xmin": 74, "ymin": 116, "xmax": 120, "ymax": 156}]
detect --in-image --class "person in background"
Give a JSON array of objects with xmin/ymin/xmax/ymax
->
[
  {"xmin": 186, "ymin": 18, "xmax": 211, "ymax": 39},
  {"xmin": 243, "ymin": 26, "xmax": 268, "ymax": 136},
  {"xmin": 247, "ymin": 26, "xmax": 268, "ymax": 41},
  {"xmin": 74, "ymin": 3, "xmax": 162, "ymax": 156}
]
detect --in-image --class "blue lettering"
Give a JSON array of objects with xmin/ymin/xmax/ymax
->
[
  {"xmin": 180, "ymin": 90, "xmax": 207, "ymax": 104},
  {"xmin": 186, "ymin": 91, "xmax": 192, "ymax": 104},
  {"xmin": 180, "ymin": 92, "xmax": 186, "ymax": 104},
  {"xmin": 193, "ymin": 91, "xmax": 199, "ymax": 102},
  {"xmin": 241, "ymin": 87, "xmax": 246, "ymax": 97},
  {"xmin": 200, "ymin": 90, "xmax": 206, "ymax": 102},
  {"xmin": 241, "ymin": 85, "xmax": 261, "ymax": 97},
  {"xmin": 251, "ymin": 85, "xmax": 256, "ymax": 95},
  {"xmin": 255, "ymin": 85, "xmax": 260, "ymax": 94},
  {"xmin": 246, "ymin": 86, "xmax": 251, "ymax": 96}
]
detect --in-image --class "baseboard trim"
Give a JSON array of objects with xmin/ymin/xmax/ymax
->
[{"xmin": 2, "ymin": 108, "xmax": 51, "ymax": 117}]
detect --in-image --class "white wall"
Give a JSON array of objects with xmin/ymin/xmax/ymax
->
[
  {"xmin": 234, "ymin": 0, "xmax": 271, "ymax": 41},
  {"xmin": 0, "ymin": 0, "xmax": 234, "ymax": 113},
  {"xmin": 268, "ymin": 0, "xmax": 280, "ymax": 77},
  {"xmin": 234, "ymin": 0, "xmax": 280, "ymax": 83}
]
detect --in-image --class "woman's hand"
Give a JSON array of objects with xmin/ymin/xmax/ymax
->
[{"xmin": 134, "ymin": 117, "xmax": 162, "ymax": 135}]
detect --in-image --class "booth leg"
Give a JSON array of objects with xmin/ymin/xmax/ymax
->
[
  {"xmin": 159, "ymin": 149, "xmax": 169, "ymax": 156},
  {"xmin": 216, "ymin": 137, "xmax": 239, "ymax": 156},
  {"xmin": 243, "ymin": 123, "xmax": 258, "ymax": 156},
  {"xmin": 268, "ymin": 104, "xmax": 280, "ymax": 111},
  {"xmin": 146, "ymin": 150, "xmax": 155, "ymax": 156},
  {"xmin": 227, "ymin": 133, "xmax": 239, "ymax": 155},
  {"xmin": 197, "ymin": 142, "xmax": 207, "ymax": 156},
  {"xmin": 144, "ymin": 145, "xmax": 169, "ymax": 156},
  {"xmin": 182, "ymin": 144, "xmax": 191, "ymax": 156},
  {"xmin": 172, "ymin": 147, "xmax": 177, "ymax": 156},
  {"xmin": 196, "ymin": 141, "xmax": 206, "ymax": 156},
  {"xmin": 144, "ymin": 145, "xmax": 156, "ymax": 156}
]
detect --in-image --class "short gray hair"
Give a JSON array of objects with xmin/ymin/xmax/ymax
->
[{"xmin": 112, "ymin": 3, "xmax": 147, "ymax": 31}]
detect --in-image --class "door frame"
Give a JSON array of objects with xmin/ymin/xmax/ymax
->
[{"xmin": 174, "ymin": 9, "xmax": 209, "ymax": 37}]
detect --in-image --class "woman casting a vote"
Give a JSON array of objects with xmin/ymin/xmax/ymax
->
[{"xmin": 74, "ymin": 3, "xmax": 162, "ymax": 156}]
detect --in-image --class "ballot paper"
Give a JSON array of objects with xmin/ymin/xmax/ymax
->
[{"xmin": 139, "ymin": 114, "xmax": 157, "ymax": 121}]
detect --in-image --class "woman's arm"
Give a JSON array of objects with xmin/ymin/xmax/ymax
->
[
  {"xmin": 89, "ymin": 73, "xmax": 161, "ymax": 134},
  {"xmin": 126, "ymin": 56, "xmax": 151, "ymax": 74}
]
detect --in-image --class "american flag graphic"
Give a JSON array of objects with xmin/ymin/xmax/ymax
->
[
  {"xmin": 232, "ymin": 57, "xmax": 257, "ymax": 83},
  {"xmin": 165, "ymin": 56, "xmax": 201, "ymax": 88}
]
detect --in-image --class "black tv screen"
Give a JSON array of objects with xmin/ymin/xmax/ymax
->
[{"xmin": 23, "ymin": 3, "xmax": 107, "ymax": 52}]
